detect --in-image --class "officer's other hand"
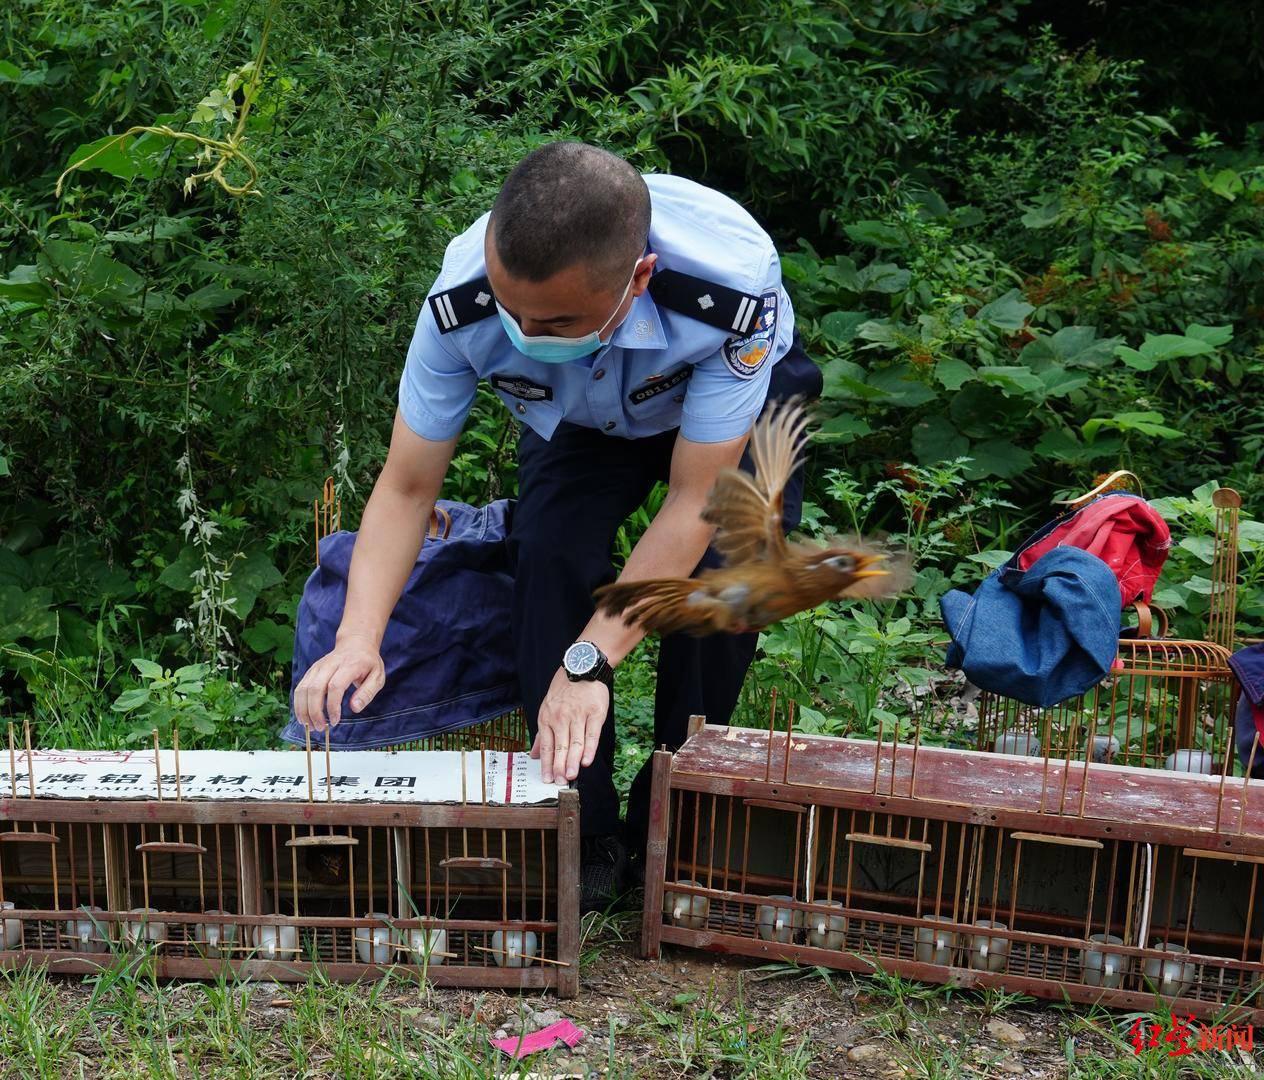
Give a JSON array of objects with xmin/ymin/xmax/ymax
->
[
  {"xmin": 532, "ymin": 667, "xmax": 608, "ymax": 784},
  {"xmin": 293, "ymin": 634, "xmax": 386, "ymax": 732}
]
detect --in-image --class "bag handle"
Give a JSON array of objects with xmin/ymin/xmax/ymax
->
[
  {"xmin": 1055, "ymin": 469, "xmax": 1143, "ymax": 510},
  {"xmin": 427, "ymin": 506, "xmax": 452, "ymax": 541},
  {"xmin": 1130, "ymin": 600, "xmax": 1169, "ymax": 639}
]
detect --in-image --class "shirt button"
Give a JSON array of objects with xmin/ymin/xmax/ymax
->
[
  {"xmin": 673, "ymin": 394, "xmax": 685, "ymax": 403},
  {"xmin": 604, "ymin": 420, "xmax": 616, "ymax": 431},
  {"xmin": 593, "ymin": 368, "xmax": 606, "ymax": 381},
  {"xmin": 516, "ymin": 403, "xmax": 526, "ymax": 415}
]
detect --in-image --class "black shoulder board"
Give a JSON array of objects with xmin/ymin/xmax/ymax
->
[
  {"xmin": 429, "ymin": 276, "xmax": 498, "ymax": 334},
  {"xmin": 647, "ymin": 269, "xmax": 763, "ymax": 336}
]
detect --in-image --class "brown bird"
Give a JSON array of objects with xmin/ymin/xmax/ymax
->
[{"xmin": 593, "ymin": 398, "xmax": 909, "ymax": 635}]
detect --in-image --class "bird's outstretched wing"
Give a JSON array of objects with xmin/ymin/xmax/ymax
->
[
  {"xmin": 702, "ymin": 396, "xmax": 812, "ymax": 565},
  {"xmin": 592, "ymin": 577, "xmax": 739, "ymax": 636}
]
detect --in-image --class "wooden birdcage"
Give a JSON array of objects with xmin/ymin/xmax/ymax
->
[
  {"xmin": 976, "ymin": 482, "xmax": 1242, "ymax": 774},
  {"xmin": 0, "ymin": 729, "xmax": 578, "ymax": 994},
  {"xmin": 643, "ymin": 713, "xmax": 1264, "ymax": 1022}
]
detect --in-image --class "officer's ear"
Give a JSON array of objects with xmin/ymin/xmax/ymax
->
[{"xmin": 630, "ymin": 253, "xmax": 657, "ymax": 297}]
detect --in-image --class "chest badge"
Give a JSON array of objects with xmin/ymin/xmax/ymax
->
[{"xmin": 491, "ymin": 374, "xmax": 553, "ymax": 402}]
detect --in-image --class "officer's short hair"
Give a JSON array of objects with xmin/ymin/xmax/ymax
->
[{"xmin": 490, "ymin": 142, "xmax": 650, "ymax": 291}]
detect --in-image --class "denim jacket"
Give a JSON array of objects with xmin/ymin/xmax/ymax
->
[
  {"xmin": 280, "ymin": 499, "xmax": 520, "ymax": 749},
  {"xmin": 941, "ymin": 545, "xmax": 1123, "ymax": 709},
  {"xmin": 1231, "ymin": 643, "xmax": 1264, "ymax": 776}
]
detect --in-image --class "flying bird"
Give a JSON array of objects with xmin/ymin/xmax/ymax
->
[{"xmin": 592, "ymin": 398, "xmax": 909, "ymax": 635}]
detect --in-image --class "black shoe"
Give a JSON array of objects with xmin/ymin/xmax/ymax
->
[
  {"xmin": 625, "ymin": 849, "xmax": 646, "ymax": 890},
  {"xmin": 580, "ymin": 833, "xmax": 629, "ymax": 914}
]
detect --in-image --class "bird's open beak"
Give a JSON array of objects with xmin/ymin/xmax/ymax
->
[{"xmin": 851, "ymin": 553, "xmax": 889, "ymax": 579}]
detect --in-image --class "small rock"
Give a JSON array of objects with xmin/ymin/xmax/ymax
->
[
  {"xmin": 532, "ymin": 1008, "xmax": 563, "ymax": 1027},
  {"xmin": 996, "ymin": 1061, "xmax": 1025, "ymax": 1076},
  {"xmin": 986, "ymin": 1018, "xmax": 1027, "ymax": 1046},
  {"xmin": 493, "ymin": 1028, "xmax": 508, "ymax": 1040},
  {"xmin": 847, "ymin": 1043, "xmax": 886, "ymax": 1063}
]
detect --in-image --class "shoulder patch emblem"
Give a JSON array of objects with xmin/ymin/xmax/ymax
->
[{"xmin": 722, "ymin": 292, "xmax": 777, "ymax": 378}]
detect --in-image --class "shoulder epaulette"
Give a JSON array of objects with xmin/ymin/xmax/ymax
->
[
  {"xmin": 429, "ymin": 275, "xmax": 498, "ymax": 334},
  {"xmin": 647, "ymin": 270, "xmax": 763, "ymax": 336}
]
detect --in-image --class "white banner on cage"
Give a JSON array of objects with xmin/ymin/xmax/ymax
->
[{"xmin": 0, "ymin": 749, "xmax": 563, "ymax": 805}]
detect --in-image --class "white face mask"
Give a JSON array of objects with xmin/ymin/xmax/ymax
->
[{"xmin": 496, "ymin": 259, "xmax": 640, "ymax": 363}]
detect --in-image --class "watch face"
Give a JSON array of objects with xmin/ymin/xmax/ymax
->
[{"xmin": 564, "ymin": 641, "xmax": 599, "ymax": 675}]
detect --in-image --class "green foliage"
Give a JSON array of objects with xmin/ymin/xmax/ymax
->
[{"xmin": 1, "ymin": 0, "xmax": 1262, "ymax": 749}]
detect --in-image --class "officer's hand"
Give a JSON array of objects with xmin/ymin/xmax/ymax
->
[
  {"xmin": 532, "ymin": 667, "xmax": 608, "ymax": 784},
  {"xmin": 293, "ymin": 634, "xmax": 386, "ymax": 733}
]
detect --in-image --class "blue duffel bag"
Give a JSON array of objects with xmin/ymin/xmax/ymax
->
[{"xmin": 280, "ymin": 498, "xmax": 520, "ymax": 749}]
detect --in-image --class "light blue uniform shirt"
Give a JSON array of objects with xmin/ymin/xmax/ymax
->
[{"xmin": 398, "ymin": 174, "xmax": 795, "ymax": 444}]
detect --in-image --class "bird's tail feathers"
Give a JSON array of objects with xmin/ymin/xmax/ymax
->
[{"xmin": 593, "ymin": 578, "xmax": 723, "ymax": 635}]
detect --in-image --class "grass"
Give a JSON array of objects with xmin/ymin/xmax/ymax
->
[{"xmin": 3, "ymin": 939, "xmax": 1263, "ymax": 1078}]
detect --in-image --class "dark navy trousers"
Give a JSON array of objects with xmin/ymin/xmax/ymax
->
[{"xmin": 506, "ymin": 335, "xmax": 821, "ymax": 854}]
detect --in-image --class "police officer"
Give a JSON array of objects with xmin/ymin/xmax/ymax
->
[{"xmin": 292, "ymin": 142, "xmax": 821, "ymax": 911}]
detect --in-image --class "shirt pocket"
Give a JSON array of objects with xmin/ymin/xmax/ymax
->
[{"xmin": 501, "ymin": 394, "xmax": 564, "ymax": 439}]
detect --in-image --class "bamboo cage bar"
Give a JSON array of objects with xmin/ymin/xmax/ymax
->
[
  {"xmin": 0, "ymin": 745, "xmax": 578, "ymax": 996},
  {"xmin": 645, "ymin": 718, "xmax": 1264, "ymax": 1024}
]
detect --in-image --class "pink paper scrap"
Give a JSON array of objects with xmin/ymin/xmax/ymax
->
[{"xmin": 490, "ymin": 1019, "xmax": 586, "ymax": 1059}]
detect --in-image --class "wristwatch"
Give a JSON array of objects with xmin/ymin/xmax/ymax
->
[{"xmin": 562, "ymin": 640, "xmax": 613, "ymax": 686}]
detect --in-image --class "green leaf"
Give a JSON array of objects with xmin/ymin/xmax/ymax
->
[
  {"xmin": 964, "ymin": 439, "xmax": 1032, "ymax": 479},
  {"xmin": 193, "ymin": 88, "xmax": 236, "ymax": 124},
  {"xmin": 132, "ymin": 657, "xmax": 165, "ymax": 680},
  {"xmin": 0, "ymin": 549, "xmax": 29, "ymax": 589},
  {"xmin": 157, "ymin": 546, "xmax": 202, "ymax": 592},
  {"xmin": 813, "ymin": 414, "xmax": 871, "ymax": 445},
  {"xmin": 0, "ymin": 61, "xmax": 48, "ymax": 87},
  {"xmin": 855, "ymin": 262, "xmax": 910, "ymax": 294},
  {"xmin": 1020, "ymin": 197, "xmax": 1063, "ymax": 229},
  {"xmin": 0, "ymin": 265, "xmax": 51, "ymax": 303},
  {"xmin": 0, "ymin": 585, "xmax": 56, "ymax": 641},
  {"xmin": 111, "ymin": 687, "xmax": 153, "ymax": 712},
  {"xmin": 449, "ymin": 169, "xmax": 479, "ymax": 195},
  {"xmin": 1179, "ymin": 536, "xmax": 1216, "ymax": 565},
  {"xmin": 1205, "ymin": 168, "xmax": 1244, "ymax": 201},
  {"xmin": 1115, "ymin": 333, "xmax": 1215, "ymax": 372},
  {"xmin": 225, "ymin": 550, "xmax": 283, "ymax": 621},
  {"xmin": 1038, "ymin": 368, "xmax": 1090, "ymax": 397},
  {"xmin": 976, "ymin": 365, "xmax": 1045, "ymax": 395},
  {"xmin": 173, "ymin": 662, "xmax": 211, "ymax": 682},
  {"xmin": 38, "ymin": 240, "xmax": 143, "ymax": 300},
  {"xmin": 1082, "ymin": 412, "xmax": 1185, "ymax": 441},
  {"xmin": 817, "ymin": 311, "xmax": 868, "ymax": 346},
  {"xmin": 1020, "ymin": 326, "xmax": 1120, "ymax": 371},
  {"xmin": 975, "ymin": 290, "xmax": 1034, "ymax": 331},
  {"xmin": 185, "ymin": 285, "xmax": 245, "ymax": 311},
  {"xmin": 866, "ymin": 364, "xmax": 937, "ymax": 407},
  {"xmin": 821, "ymin": 357, "xmax": 886, "ymax": 402},
  {"xmin": 1184, "ymin": 324, "xmax": 1233, "ymax": 348},
  {"xmin": 968, "ymin": 551, "xmax": 1011, "ymax": 570},
  {"xmin": 911, "ymin": 417, "xmax": 968, "ymax": 464},
  {"xmin": 935, "ymin": 357, "xmax": 974, "ymax": 390},
  {"xmin": 844, "ymin": 220, "xmax": 905, "ymax": 248},
  {"xmin": 62, "ymin": 131, "xmax": 170, "ymax": 182},
  {"xmin": 242, "ymin": 618, "xmax": 295, "ymax": 662}
]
